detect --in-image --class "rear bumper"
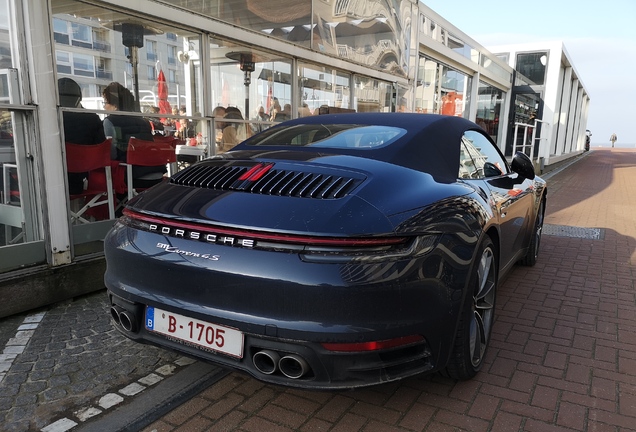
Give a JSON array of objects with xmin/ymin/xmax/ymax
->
[{"xmin": 108, "ymin": 291, "xmax": 434, "ymax": 389}]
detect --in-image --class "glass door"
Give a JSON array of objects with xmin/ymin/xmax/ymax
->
[
  {"xmin": 0, "ymin": 68, "xmax": 45, "ymax": 272},
  {"xmin": 507, "ymin": 90, "xmax": 542, "ymax": 158}
]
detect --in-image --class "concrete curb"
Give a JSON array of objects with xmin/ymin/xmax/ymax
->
[{"xmin": 75, "ymin": 362, "xmax": 229, "ymax": 432}]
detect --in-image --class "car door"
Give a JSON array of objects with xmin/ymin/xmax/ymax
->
[{"xmin": 460, "ymin": 130, "xmax": 534, "ymax": 271}]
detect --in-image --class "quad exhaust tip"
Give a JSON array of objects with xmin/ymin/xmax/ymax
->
[
  {"xmin": 279, "ymin": 354, "xmax": 310, "ymax": 379},
  {"xmin": 252, "ymin": 350, "xmax": 311, "ymax": 379},
  {"xmin": 252, "ymin": 350, "xmax": 280, "ymax": 375}
]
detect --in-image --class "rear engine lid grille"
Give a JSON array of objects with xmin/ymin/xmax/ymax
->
[{"xmin": 170, "ymin": 161, "xmax": 364, "ymax": 199}]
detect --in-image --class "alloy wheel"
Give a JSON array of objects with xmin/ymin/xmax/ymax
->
[{"xmin": 469, "ymin": 246, "xmax": 496, "ymax": 367}]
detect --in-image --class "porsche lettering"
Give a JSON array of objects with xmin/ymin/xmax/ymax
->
[{"xmin": 148, "ymin": 224, "xmax": 255, "ymax": 248}]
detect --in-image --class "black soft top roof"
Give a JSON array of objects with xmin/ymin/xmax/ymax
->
[{"xmin": 238, "ymin": 112, "xmax": 481, "ymax": 183}]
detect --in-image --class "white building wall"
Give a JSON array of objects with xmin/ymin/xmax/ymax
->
[
  {"xmin": 485, "ymin": 41, "xmax": 589, "ymax": 165},
  {"xmin": 565, "ymin": 78, "xmax": 580, "ymax": 154},
  {"xmin": 572, "ymin": 86, "xmax": 585, "ymax": 151},
  {"xmin": 555, "ymin": 67, "xmax": 573, "ymax": 157}
]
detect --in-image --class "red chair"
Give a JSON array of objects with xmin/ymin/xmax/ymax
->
[
  {"xmin": 65, "ymin": 139, "xmax": 115, "ymax": 223},
  {"xmin": 123, "ymin": 137, "xmax": 177, "ymax": 201},
  {"xmin": 150, "ymin": 135, "xmax": 179, "ymax": 175}
]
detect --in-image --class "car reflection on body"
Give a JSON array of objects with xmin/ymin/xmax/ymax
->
[{"xmin": 104, "ymin": 113, "xmax": 547, "ymax": 389}]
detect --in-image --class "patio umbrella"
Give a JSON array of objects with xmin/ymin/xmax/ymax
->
[
  {"xmin": 266, "ymin": 78, "xmax": 273, "ymax": 113},
  {"xmin": 157, "ymin": 69, "xmax": 171, "ymax": 120},
  {"xmin": 221, "ymin": 79, "xmax": 230, "ymax": 107}
]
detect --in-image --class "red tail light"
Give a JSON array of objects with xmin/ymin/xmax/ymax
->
[
  {"xmin": 321, "ymin": 335, "xmax": 424, "ymax": 352},
  {"xmin": 122, "ymin": 209, "xmax": 408, "ymax": 248}
]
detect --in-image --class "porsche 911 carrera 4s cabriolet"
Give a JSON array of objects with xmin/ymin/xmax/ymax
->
[{"xmin": 105, "ymin": 112, "xmax": 546, "ymax": 389}]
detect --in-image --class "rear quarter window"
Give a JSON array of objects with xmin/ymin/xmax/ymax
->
[{"xmin": 246, "ymin": 124, "xmax": 406, "ymax": 149}]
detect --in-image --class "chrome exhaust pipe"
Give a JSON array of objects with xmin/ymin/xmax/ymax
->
[
  {"xmin": 118, "ymin": 310, "xmax": 138, "ymax": 332},
  {"xmin": 110, "ymin": 306, "xmax": 124, "ymax": 326},
  {"xmin": 279, "ymin": 354, "xmax": 310, "ymax": 379},
  {"xmin": 253, "ymin": 350, "xmax": 280, "ymax": 375}
]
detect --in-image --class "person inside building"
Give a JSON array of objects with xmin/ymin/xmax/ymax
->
[
  {"xmin": 146, "ymin": 105, "xmax": 164, "ymax": 135},
  {"xmin": 212, "ymin": 105, "xmax": 226, "ymax": 147},
  {"xmin": 221, "ymin": 106, "xmax": 248, "ymax": 152},
  {"xmin": 102, "ymin": 81, "xmax": 166, "ymax": 189},
  {"xmin": 174, "ymin": 116, "xmax": 196, "ymax": 141},
  {"xmin": 58, "ymin": 77, "xmax": 106, "ymax": 195},
  {"xmin": 298, "ymin": 103, "xmax": 312, "ymax": 118},
  {"xmin": 251, "ymin": 105, "xmax": 270, "ymax": 134},
  {"xmin": 272, "ymin": 103, "xmax": 291, "ymax": 122},
  {"xmin": 269, "ymin": 97, "xmax": 282, "ymax": 121}
]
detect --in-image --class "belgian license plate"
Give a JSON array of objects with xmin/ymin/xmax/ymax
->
[{"xmin": 145, "ymin": 306, "xmax": 244, "ymax": 358}]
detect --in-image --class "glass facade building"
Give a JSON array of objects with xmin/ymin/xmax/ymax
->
[{"xmin": 0, "ymin": 0, "xmax": 589, "ymax": 317}]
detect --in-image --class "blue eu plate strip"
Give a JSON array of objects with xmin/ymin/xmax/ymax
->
[{"xmin": 146, "ymin": 306, "xmax": 155, "ymax": 330}]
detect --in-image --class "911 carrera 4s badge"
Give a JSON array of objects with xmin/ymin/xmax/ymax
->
[{"xmin": 156, "ymin": 242, "xmax": 220, "ymax": 261}]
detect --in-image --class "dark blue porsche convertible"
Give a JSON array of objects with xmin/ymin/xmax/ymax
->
[{"xmin": 104, "ymin": 113, "xmax": 546, "ymax": 389}]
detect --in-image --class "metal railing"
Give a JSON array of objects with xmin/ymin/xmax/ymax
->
[{"xmin": 513, "ymin": 119, "xmax": 549, "ymax": 163}]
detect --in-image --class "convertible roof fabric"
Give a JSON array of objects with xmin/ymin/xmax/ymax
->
[{"xmin": 240, "ymin": 113, "xmax": 481, "ymax": 183}]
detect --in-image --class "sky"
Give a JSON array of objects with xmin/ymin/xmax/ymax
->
[{"xmin": 422, "ymin": 0, "xmax": 636, "ymax": 147}]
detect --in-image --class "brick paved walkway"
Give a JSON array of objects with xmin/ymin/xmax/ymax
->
[{"xmin": 143, "ymin": 148, "xmax": 636, "ymax": 432}]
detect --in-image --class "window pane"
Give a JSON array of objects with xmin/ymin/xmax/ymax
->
[
  {"xmin": 415, "ymin": 57, "xmax": 438, "ymax": 113},
  {"xmin": 247, "ymin": 124, "xmax": 405, "ymax": 149},
  {"xmin": 476, "ymin": 81, "xmax": 504, "ymax": 145},
  {"xmin": 440, "ymin": 65, "xmax": 471, "ymax": 118},
  {"xmin": 416, "ymin": 59, "xmax": 472, "ymax": 118},
  {"xmin": 299, "ymin": 63, "xmax": 350, "ymax": 115},
  {"xmin": 208, "ymin": 37, "xmax": 292, "ymax": 152},
  {"xmin": 51, "ymin": 0, "xmax": 204, "ymax": 254},
  {"xmin": 0, "ymin": 106, "xmax": 43, "ymax": 254},
  {"xmin": 0, "ymin": 0, "xmax": 12, "ymax": 68},
  {"xmin": 56, "ymin": 51, "xmax": 70, "ymax": 63},
  {"xmin": 516, "ymin": 52, "xmax": 548, "ymax": 85},
  {"xmin": 462, "ymin": 130, "xmax": 508, "ymax": 178},
  {"xmin": 53, "ymin": 5, "xmax": 202, "ymax": 113},
  {"xmin": 158, "ymin": 0, "xmax": 313, "ymax": 49},
  {"xmin": 354, "ymin": 76, "xmax": 391, "ymax": 113},
  {"xmin": 157, "ymin": 0, "xmax": 411, "ymax": 76},
  {"xmin": 53, "ymin": 18, "xmax": 67, "ymax": 34},
  {"xmin": 73, "ymin": 54, "xmax": 94, "ymax": 70}
]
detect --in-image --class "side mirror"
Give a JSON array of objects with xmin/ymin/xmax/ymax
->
[{"xmin": 511, "ymin": 151, "xmax": 535, "ymax": 180}]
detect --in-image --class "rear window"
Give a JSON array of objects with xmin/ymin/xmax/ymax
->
[{"xmin": 245, "ymin": 124, "xmax": 406, "ymax": 149}]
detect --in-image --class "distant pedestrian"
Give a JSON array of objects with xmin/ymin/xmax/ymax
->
[{"xmin": 610, "ymin": 133, "xmax": 617, "ymax": 148}]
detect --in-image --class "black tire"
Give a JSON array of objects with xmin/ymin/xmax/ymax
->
[
  {"xmin": 520, "ymin": 198, "xmax": 545, "ymax": 266},
  {"xmin": 445, "ymin": 236, "xmax": 497, "ymax": 380}
]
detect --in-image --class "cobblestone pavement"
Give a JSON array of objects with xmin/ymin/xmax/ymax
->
[
  {"xmin": 0, "ymin": 292, "xmax": 189, "ymax": 431},
  {"xmin": 141, "ymin": 148, "xmax": 636, "ymax": 432}
]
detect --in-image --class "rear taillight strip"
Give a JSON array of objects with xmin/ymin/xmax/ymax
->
[{"xmin": 122, "ymin": 209, "xmax": 407, "ymax": 247}]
